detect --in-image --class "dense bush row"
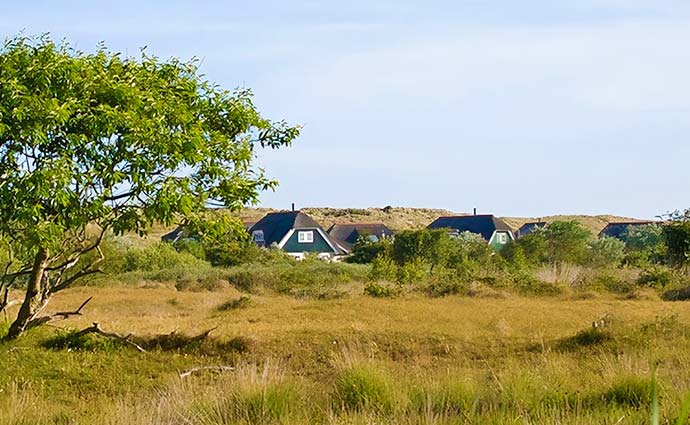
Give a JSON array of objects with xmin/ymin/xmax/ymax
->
[
  {"xmin": 87, "ymin": 212, "xmax": 690, "ymax": 300},
  {"xmin": 352, "ymin": 219, "xmax": 690, "ymax": 298}
]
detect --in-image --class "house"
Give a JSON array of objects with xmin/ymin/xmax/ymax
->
[
  {"xmin": 598, "ymin": 221, "xmax": 656, "ymax": 240},
  {"xmin": 517, "ymin": 221, "xmax": 547, "ymax": 238},
  {"xmin": 327, "ymin": 223, "xmax": 394, "ymax": 253},
  {"xmin": 248, "ymin": 210, "xmax": 345, "ymax": 259},
  {"xmin": 427, "ymin": 214, "xmax": 515, "ymax": 250},
  {"xmin": 161, "ymin": 226, "xmax": 187, "ymax": 243}
]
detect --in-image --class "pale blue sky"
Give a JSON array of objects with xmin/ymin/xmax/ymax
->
[{"xmin": 2, "ymin": 1, "xmax": 689, "ymax": 219}]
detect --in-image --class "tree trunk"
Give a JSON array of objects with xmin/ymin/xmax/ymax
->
[{"xmin": 5, "ymin": 248, "xmax": 50, "ymax": 340}]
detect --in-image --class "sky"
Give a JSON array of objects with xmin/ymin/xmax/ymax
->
[{"xmin": 1, "ymin": 1, "xmax": 689, "ymax": 219}]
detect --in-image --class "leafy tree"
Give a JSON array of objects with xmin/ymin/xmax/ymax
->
[
  {"xmin": 391, "ymin": 229, "xmax": 452, "ymax": 271},
  {"xmin": 0, "ymin": 36, "xmax": 299, "ymax": 339},
  {"xmin": 346, "ymin": 236, "xmax": 392, "ymax": 264},
  {"xmin": 622, "ymin": 224, "xmax": 666, "ymax": 265},
  {"xmin": 664, "ymin": 209, "xmax": 690, "ymax": 269},
  {"xmin": 544, "ymin": 221, "xmax": 592, "ymax": 265},
  {"xmin": 588, "ymin": 236, "xmax": 625, "ymax": 268},
  {"xmin": 501, "ymin": 229, "xmax": 548, "ymax": 266},
  {"xmin": 446, "ymin": 231, "xmax": 495, "ymax": 269}
]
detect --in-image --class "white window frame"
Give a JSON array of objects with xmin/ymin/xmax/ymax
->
[
  {"xmin": 497, "ymin": 233, "xmax": 507, "ymax": 244},
  {"xmin": 298, "ymin": 230, "xmax": 314, "ymax": 243},
  {"xmin": 252, "ymin": 230, "xmax": 264, "ymax": 243}
]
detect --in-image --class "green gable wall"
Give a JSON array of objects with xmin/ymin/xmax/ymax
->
[
  {"xmin": 489, "ymin": 231, "xmax": 512, "ymax": 251},
  {"xmin": 282, "ymin": 229, "xmax": 335, "ymax": 254}
]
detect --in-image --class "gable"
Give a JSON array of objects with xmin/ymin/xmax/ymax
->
[{"xmin": 282, "ymin": 228, "xmax": 337, "ymax": 254}]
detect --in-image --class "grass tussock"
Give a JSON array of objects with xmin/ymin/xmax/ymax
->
[{"xmin": 216, "ymin": 295, "xmax": 254, "ymax": 312}]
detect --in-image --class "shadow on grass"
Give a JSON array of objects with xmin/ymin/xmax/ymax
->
[{"xmin": 41, "ymin": 328, "xmax": 255, "ymax": 355}]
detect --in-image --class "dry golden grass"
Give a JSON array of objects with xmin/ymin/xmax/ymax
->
[
  {"xmin": 4, "ymin": 285, "xmax": 690, "ymax": 424},
  {"xmin": 10, "ymin": 285, "xmax": 687, "ymax": 354}
]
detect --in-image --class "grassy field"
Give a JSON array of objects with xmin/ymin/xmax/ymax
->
[{"xmin": 2, "ymin": 282, "xmax": 690, "ymax": 424}]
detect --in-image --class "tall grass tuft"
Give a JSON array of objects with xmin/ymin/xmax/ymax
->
[
  {"xmin": 332, "ymin": 344, "xmax": 396, "ymax": 414},
  {"xmin": 407, "ymin": 374, "xmax": 475, "ymax": 416},
  {"xmin": 197, "ymin": 360, "xmax": 304, "ymax": 424}
]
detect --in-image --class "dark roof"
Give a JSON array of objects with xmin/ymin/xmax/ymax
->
[
  {"xmin": 327, "ymin": 223, "xmax": 394, "ymax": 249},
  {"xmin": 249, "ymin": 211, "xmax": 323, "ymax": 246},
  {"xmin": 249, "ymin": 211, "xmax": 345, "ymax": 254},
  {"xmin": 427, "ymin": 215, "xmax": 513, "ymax": 241},
  {"xmin": 517, "ymin": 221, "xmax": 547, "ymax": 237},
  {"xmin": 161, "ymin": 226, "xmax": 188, "ymax": 243},
  {"xmin": 599, "ymin": 221, "xmax": 656, "ymax": 239}
]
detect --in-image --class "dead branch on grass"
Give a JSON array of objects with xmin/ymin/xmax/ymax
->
[
  {"xmin": 75, "ymin": 322, "xmax": 147, "ymax": 353},
  {"xmin": 179, "ymin": 365, "xmax": 235, "ymax": 378}
]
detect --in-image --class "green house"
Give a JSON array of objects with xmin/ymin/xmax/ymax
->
[
  {"xmin": 249, "ymin": 211, "xmax": 345, "ymax": 259},
  {"xmin": 427, "ymin": 214, "xmax": 515, "ymax": 250}
]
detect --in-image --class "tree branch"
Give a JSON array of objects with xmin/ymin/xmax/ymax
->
[
  {"xmin": 75, "ymin": 322, "xmax": 147, "ymax": 352},
  {"xmin": 24, "ymin": 297, "xmax": 93, "ymax": 329},
  {"xmin": 179, "ymin": 365, "xmax": 235, "ymax": 378}
]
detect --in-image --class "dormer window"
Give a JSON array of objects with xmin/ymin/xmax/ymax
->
[
  {"xmin": 252, "ymin": 230, "xmax": 265, "ymax": 243},
  {"xmin": 298, "ymin": 230, "xmax": 314, "ymax": 243},
  {"xmin": 497, "ymin": 233, "xmax": 508, "ymax": 244}
]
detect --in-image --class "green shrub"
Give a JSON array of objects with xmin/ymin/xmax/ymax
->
[
  {"xmin": 369, "ymin": 255, "xmax": 398, "ymax": 281},
  {"xmin": 512, "ymin": 270, "xmax": 563, "ymax": 296},
  {"xmin": 364, "ymin": 281, "xmax": 401, "ymax": 298},
  {"xmin": 623, "ymin": 224, "xmax": 666, "ymax": 265},
  {"xmin": 171, "ymin": 239, "xmax": 206, "ymax": 261},
  {"xmin": 123, "ymin": 243, "xmax": 208, "ymax": 273},
  {"xmin": 225, "ymin": 269, "xmax": 263, "ymax": 293},
  {"xmin": 661, "ymin": 287, "xmax": 690, "ymax": 301},
  {"xmin": 448, "ymin": 231, "xmax": 495, "ymax": 267},
  {"xmin": 502, "ymin": 230, "xmax": 549, "ymax": 265},
  {"xmin": 204, "ymin": 240, "xmax": 267, "ymax": 267},
  {"xmin": 392, "ymin": 229, "xmax": 453, "ymax": 269},
  {"xmin": 588, "ymin": 237, "xmax": 625, "ymax": 267},
  {"xmin": 638, "ymin": 267, "xmax": 677, "ymax": 288},
  {"xmin": 424, "ymin": 270, "xmax": 467, "ymax": 297},
  {"xmin": 347, "ymin": 237, "xmax": 392, "ymax": 264},
  {"xmin": 333, "ymin": 365, "xmax": 394, "ymax": 413},
  {"xmin": 663, "ymin": 217, "xmax": 690, "ymax": 268},
  {"xmin": 545, "ymin": 221, "xmax": 592, "ymax": 265},
  {"xmin": 396, "ymin": 258, "xmax": 428, "ymax": 284},
  {"xmin": 222, "ymin": 261, "xmax": 368, "ymax": 299},
  {"xmin": 584, "ymin": 269, "xmax": 636, "ymax": 295}
]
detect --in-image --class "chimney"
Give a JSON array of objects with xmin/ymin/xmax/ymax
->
[
  {"xmin": 291, "ymin": 203, "xmax": 295, "ymax": 212},
  {"xmin": 473, "ymin": 207, "xmax": 477, "ymax": 216}
]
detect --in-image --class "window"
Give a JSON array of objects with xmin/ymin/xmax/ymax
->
[
  {"xmin": 252, "ymin": 230, "xmax": 264, "ymax": 243},
  {"xmin": 298, "ymin": 230, "xmax": 314, "ymax": 243},
  {"xmin": 497, "ymin": 233, "xmax": 508, "ymax": 244}
]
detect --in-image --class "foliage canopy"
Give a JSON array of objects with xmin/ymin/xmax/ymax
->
[{"xmin": 0, "ymin": 35, "xmax": 299, "ymax": 338}]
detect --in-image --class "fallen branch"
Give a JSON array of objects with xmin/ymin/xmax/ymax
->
[
  {"xmin": 189, "ymin": 327, "xmax": 217, "ymax": 343},
  {"xmin": 75, "ymin": 322, "xmax": 147, "ymax": 353},
  {"xmin": 179, "ymin": 365, "xmax": 235, "ymax": 379},
  {"xmin": 25, "ymin": 297, "xmax": 93, "ymax": 330}
]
